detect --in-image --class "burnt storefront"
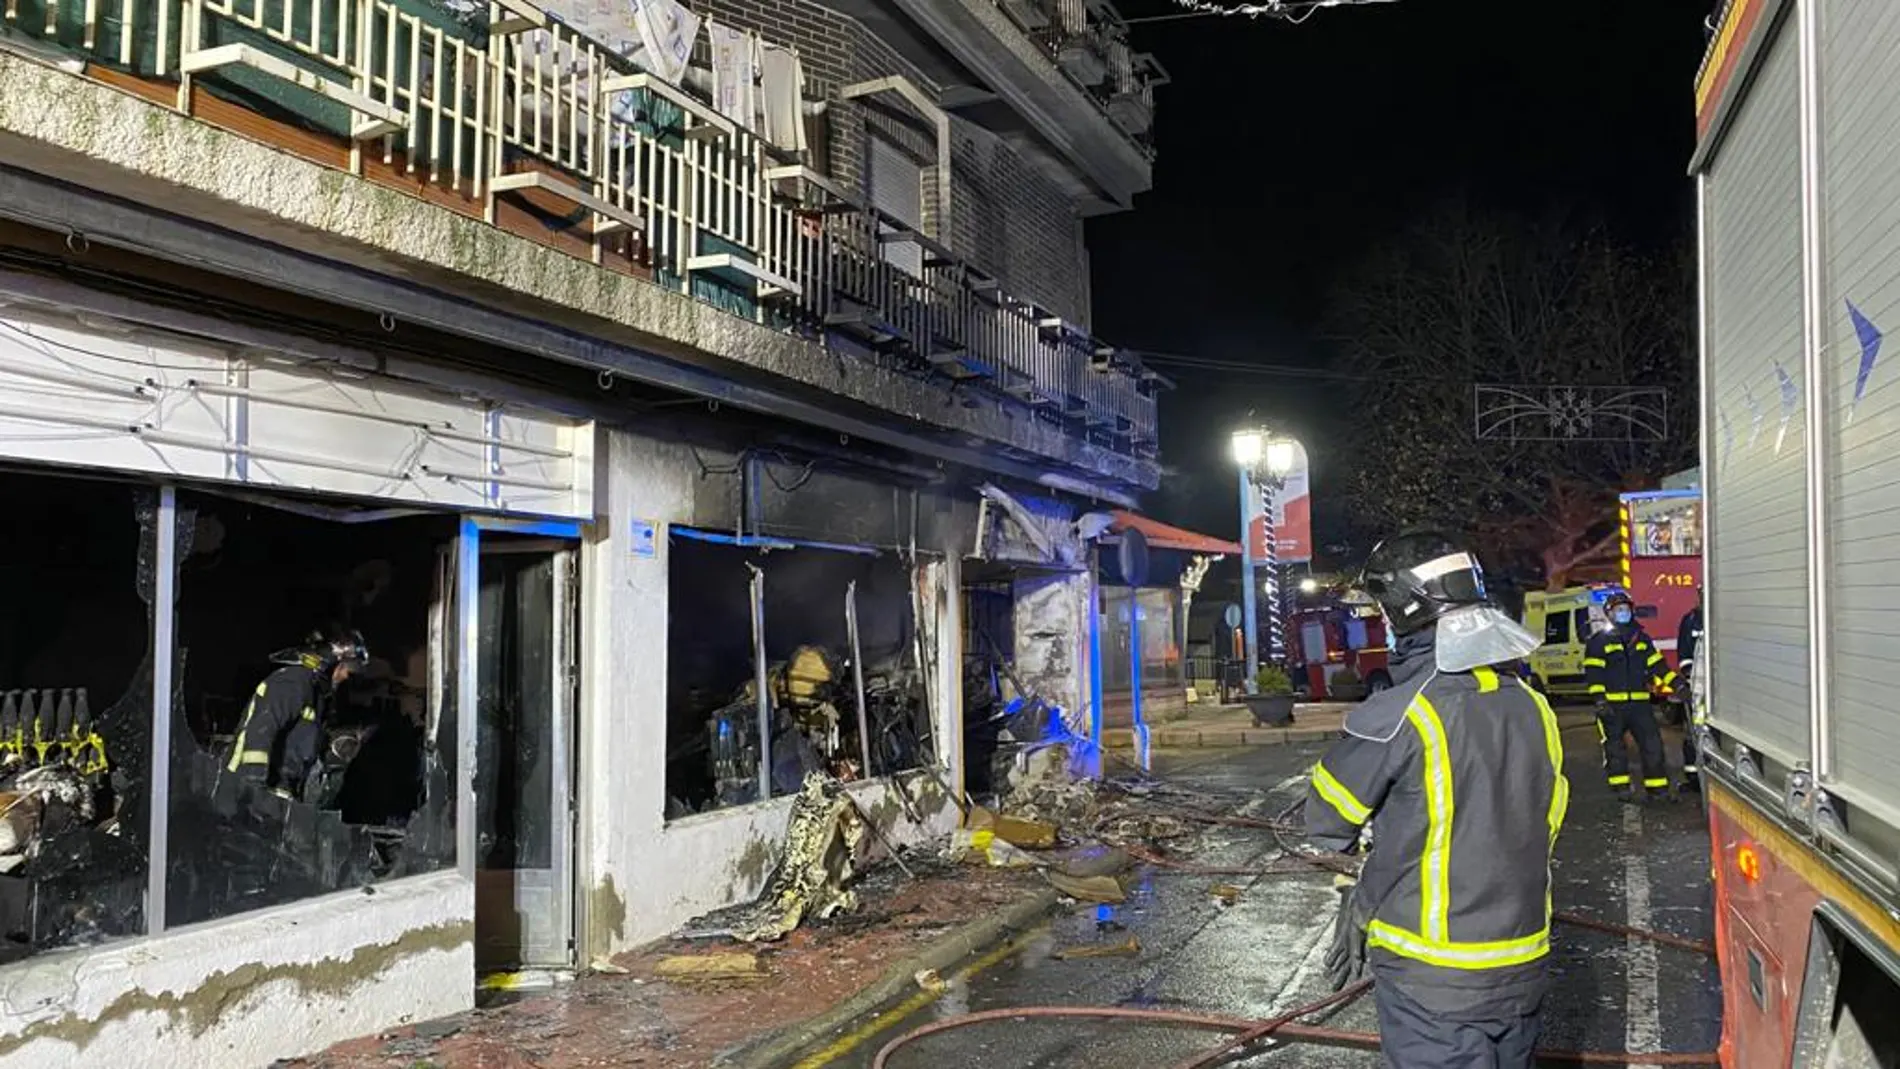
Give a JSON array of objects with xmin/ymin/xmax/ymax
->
[
  {"xmin": 663, "ymin": 455, "xmax": 970, "ymax": 819},
  {"xmin": 0, "ymin": 292, "xmax": 592, "ymax": 1040}
]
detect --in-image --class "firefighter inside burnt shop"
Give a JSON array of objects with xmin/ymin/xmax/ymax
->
[{"xmin": 215, "ymin": 630, "xmax": 369, "ymax": 813}]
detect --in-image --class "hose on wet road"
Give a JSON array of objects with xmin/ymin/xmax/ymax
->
[
  {"xmin": 869, "ymin": 979, "xmax": 1723, "ymax": 1068},
  {"xmin": 871, "ymin": 775, "xmax": 1723, "ymax": 1068}
]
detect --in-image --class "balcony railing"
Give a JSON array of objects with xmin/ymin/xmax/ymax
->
[
  {"xmin": 0, "ymin": 0, "xmax": 1160, "ymax": 457},
  {"xmin": 1000, "ymin": 0, "xmax": 1168, "ymax": 150}
]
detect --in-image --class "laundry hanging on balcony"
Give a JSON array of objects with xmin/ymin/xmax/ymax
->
[
  {"xmin": 629, "ymin": 0, "xmax": 700, "ymax": 86},
  {"xmin": 708, "ymin": 20, "xmax": 760, "ymax": 130},
  {"xmin": 759, "ymin": 44, "xmax": 808, "ymax": 154}
]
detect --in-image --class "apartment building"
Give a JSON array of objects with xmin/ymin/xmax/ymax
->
[{"xmin": 0, "ymin": 0, "xmax": 1165, "ymax": 1063}]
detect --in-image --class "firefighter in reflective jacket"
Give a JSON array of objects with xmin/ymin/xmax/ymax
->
[
  {"xmin": 221, "ymin": 631, "xmax": 368, "ymax": 803},
  {"xmin": 1308, "ymin": 532, "xmax": 1567, "ymax": 1069},
  {"xmin": 1676, "ymin": 588, "xmax": 1704, "ymax": 792},
  {"xmin": 1584, "ymin": 592, "xmax": 1676, "ymax": 799}
]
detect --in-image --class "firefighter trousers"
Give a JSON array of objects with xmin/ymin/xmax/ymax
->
[
  {"xmin": 1598, "ymin": 699, "xmax": 1669, "ymax": 792},
  {"xmin": 1374, "ymin": 981, "xmax": 1541, "ymax": 1069}
]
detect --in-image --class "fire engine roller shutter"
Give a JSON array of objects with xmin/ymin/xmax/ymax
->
[
  {"xmin": 1821, "ymin": 2, "xmax": 1900, "ymax": 819},
  {"xmin": 0, "ymin": 306, "xmax": 592, "ymax": 518},
  {"xmin": 1703, "ymin": 17, "xmax": 1807, "ymax": 768}
]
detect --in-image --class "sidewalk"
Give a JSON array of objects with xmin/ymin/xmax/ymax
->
[
  {"xmin": 285, "ymin": 861, "xmax": 1047, "ymax": 1069},
  {"xmin": 1103, "ymin": 702, "xmax": 1351, "ymax": 750}
]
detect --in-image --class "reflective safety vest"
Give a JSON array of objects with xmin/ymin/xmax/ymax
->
[
  {"xmin": 1583, "ymin": 626, "xmax": 1676, "ymax": 703},
  {"xmin": 1307, "ymin": 648, "xmax": 1569, "ymax": 999}
]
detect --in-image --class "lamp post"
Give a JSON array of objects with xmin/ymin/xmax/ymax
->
[{"xmin": 1233, "ymin": 429, "xmax": 1299, "ymax": 693}]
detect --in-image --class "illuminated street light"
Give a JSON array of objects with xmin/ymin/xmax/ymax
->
[
  {"xmin": 1266, "ymin": 439, "xmax": 1297, "ymax": 476},
  {"xmin": 1231, "ymin": 430, "xmax": 1264, "ymax": 467}
]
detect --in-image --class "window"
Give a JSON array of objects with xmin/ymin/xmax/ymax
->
[
  {"xmin": 665, "ymin": 534, "xmax": 927, "ymax": 818},
  {"xmin": 0, "ymin": 473, "xmax": 155, "ymax": 964},
  {"xmin": 1137, "ymin": 588, "xmax": 1181, "ymax": 693},
  {"xmin": 1300, "ymin": 622, "xmax": 1328, "ymax": 666},
  {"xmin": 164, "ymin": 491, "xmax": 459, "ymax": 927},
  {"xmin": 1629, "ymin": 496, "xmax": 1703, "ymax": 558},
  {"xmin": 1344, "ymin": 617, "xmax": 1370, "ymax": 651},
  {"xmin": 1543, "ymin": 609, "xmax": 1572, "ymax": 645},
  {"xmin": 866, "ymin": 134, "xmax": 925, "ymax": 278}
]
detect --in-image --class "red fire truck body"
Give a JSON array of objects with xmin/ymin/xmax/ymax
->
[
  {"xmin": 1694, "ymin": 2, "xmax": 1900, "ymax": 1064},
  {"xmin": 1287, "ymin": 602, "xmax": 1390, "ymax": 699},
  {"xmin": 1619, "ymin": 488, "xmax": 1703, "ymax": 675}
]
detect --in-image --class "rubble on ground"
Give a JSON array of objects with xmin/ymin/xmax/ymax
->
[{"xmin": 722, "ymin": 773, "xmax": 866, "ymax": 942}]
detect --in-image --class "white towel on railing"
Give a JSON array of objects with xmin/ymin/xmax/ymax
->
[
  {"xmin": 628, "ymin": 0, "xmax": 700, "ymax": 86},
  {"xmin": 759, "ymin": 44, "xmax": 807, "ymax": 154}
]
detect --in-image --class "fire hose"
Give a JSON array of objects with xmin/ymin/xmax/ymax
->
[
  {"xmin": 871, "ymin": 782, "xmax": 1722, "ymax": 1068},
  {"xmin": 871, "ymin": 974, "xmax": 1721, "ymax": 1069}
]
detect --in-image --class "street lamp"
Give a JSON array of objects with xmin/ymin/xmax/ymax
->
[{"xmin": 1232, "ymin": 427, "xmax": 1300, "ymax": 694}]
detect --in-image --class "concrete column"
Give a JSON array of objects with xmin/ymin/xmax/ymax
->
[
  {"xmin": 575, "ymin": 428, "xmax": 694, "ymax": 960},
  {"xmin": 918, "ymin": 555, "xmax": 965, "ymax": 812},
  {"xmin": 1011, "ymin": 565, "xmax": 1098, "ymax": 748}
]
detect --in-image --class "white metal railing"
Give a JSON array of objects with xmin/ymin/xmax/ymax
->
[{"xmin": 1, "ymin": 0, "xmax": 1156, "ymax": 455}]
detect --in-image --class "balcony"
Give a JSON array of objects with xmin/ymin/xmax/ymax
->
[
  {"xmin": 0, "ymin": 0, "xmax": 1159, "ymax": 474},
  {"xmin": 831, "ymin": 0, "xmax": 1166, "ymax": 213}
]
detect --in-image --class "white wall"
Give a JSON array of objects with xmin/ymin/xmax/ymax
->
[
  {"xmin": 0, "ymin": 874, "xmax": 472, "ymax": 1069},
  {"xmin": 577, "ymin": 429, "xmax": 959, "ymax": 956}
]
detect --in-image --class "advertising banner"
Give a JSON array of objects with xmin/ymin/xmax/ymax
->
[{"xmin": 1244, "ymin": 440, "xmax": 1312, "ymax": 565}]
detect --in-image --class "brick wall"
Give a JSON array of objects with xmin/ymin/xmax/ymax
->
[{"xmin": 689, "ymin": 0, "xmax": 1091, "ymax": 325}]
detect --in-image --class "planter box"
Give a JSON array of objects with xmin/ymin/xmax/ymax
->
[
  {"xmin": 1244, "ymin": 693, "xmax": 1297, "ymax": 727},
  {"xmin": 1328, "ymin": 683, "xmax": 1368, "ymax": 702}
]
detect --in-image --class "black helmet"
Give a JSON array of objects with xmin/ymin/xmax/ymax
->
[
  {"xmin": 1604, "ymin": 590, "xmax": 1634, "ymax": 612},
  {"xmin": 1358, "ymin": 531, "xmax": 1490, "ymax": 636},
  {"xmin": 273, "ymin": 629, "xmax": 370, "ymax": 673}
]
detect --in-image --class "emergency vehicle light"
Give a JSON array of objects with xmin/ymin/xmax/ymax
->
[{"xmin": 1735, "ymin": 842, "xmax": 1762, "ymax": 885}]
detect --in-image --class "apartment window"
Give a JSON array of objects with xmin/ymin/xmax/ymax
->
[{"xmin": 866, "ymin": 135, "xmax": 925, "ymax": 278}]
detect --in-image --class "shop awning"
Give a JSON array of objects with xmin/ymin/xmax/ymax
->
[{"xmin": 1109, "ymin": 511, "xmax": 1242, "ymax": 556}]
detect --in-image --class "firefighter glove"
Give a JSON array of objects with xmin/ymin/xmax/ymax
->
[{"xmin": 1323, "ymin": 883, "xmax": 1369, "ymax": 992}]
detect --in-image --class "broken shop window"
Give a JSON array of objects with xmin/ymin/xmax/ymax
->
[
  {"xmin": 1138, "ymin": 588, "xmax": 1185, "ymax": 696},
  {"xmin": 0, "ymin": 473, "xmax": 156, "ymax": 964},
  {"xmin": 165, "ymin": 490, "xmax": 458, "ymax": 927},
  {"xmin": 664, "ymin": 534, "xmax": 932, "ymax": 819}
]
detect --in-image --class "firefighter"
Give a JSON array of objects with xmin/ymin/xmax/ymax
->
[
  {"xmin": 1677, "ymin": 588, "xmax": 1705, "ymax": 792},
  {"xmin": 1309, "ymin": 532, "xmax": 1567, "ymax": 1069},
  {"xmin": 221, "ymin": 631, "xmax": 369, "ymax": 803},
  {"xmin": 1584, "ymin": 592, "xmax": 1676, "ymax": 799}
]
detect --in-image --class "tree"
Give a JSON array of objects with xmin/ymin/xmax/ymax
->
[{"xmin": 1324, "ymin": 200, "xmax": 1695, "ymax": 590}]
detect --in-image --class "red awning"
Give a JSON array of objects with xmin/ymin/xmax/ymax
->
[{"xmin": 1109, "ymin": 510, "xmax": 1242, "ymax": 556}]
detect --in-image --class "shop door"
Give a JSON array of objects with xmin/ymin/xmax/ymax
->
[{"xmin": 473, "ymin": 537, "xmax": 579, "ymax": 970}]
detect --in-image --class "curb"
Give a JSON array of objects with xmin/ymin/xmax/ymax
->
[
  {"xmin": 1101, "ymin": 725, "xmax": 1346, "ymax": 750},
  {"xmin": 715, "ymin": 886, "xmax": 1063, "ymax": 1068}
]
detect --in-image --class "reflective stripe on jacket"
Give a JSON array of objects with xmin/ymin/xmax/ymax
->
[
  {"xmin": 224, "ymin": 664, "xmax": 321, "ymax": 790},
  {"xmin": 1583, "ymin": 625, "xmax": 1675, "ymax": 702},
  {"xmin": 1307, "ymin": 633, "xmax": 1569, "ymax": 1015}
]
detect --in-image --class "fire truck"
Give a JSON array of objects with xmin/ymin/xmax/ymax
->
[
  {"xmin": 1694, "ymin": 2, "xmax": 1900, "ymax": 1064},
  {"xmin": 1619, "ymin": 487, "xmax": 1704, "ymax": 676},
  {"xmin": 1287, "ymin": 599, "xmax": 1390, "ymax": 700}
]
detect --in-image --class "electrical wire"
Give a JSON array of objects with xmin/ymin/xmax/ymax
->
[{"xmin": 1148, "ymin": 0, "xmax": 1403, "ymax": 25}]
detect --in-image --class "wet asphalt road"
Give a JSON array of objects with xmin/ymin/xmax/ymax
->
[{"xmin": 786, "ymin": 711, "xmax": 1723, "ymax": 1069}]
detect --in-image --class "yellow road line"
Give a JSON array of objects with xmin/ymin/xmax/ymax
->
[{"xmin": 790, "ymin": 929, "xmax": 1042, "ymax": 1068}]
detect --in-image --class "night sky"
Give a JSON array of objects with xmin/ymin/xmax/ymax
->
[{"xmin": 1088, "ymin": 0, "xmax": 1715, "ymax": 544}]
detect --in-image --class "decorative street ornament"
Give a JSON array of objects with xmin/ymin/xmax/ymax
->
[
  {"xmin": 1165, "ymin": 0, "xmax": 1401, "ymax": 20},
  {"xmin": 1473, "ymin": 384, "xmax": 1668, "ymax": 443}
]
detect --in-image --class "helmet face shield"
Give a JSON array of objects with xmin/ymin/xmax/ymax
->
[{"xmin": 1359, "ymin": 534, "xmax": 1492, "ymax": 636}]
